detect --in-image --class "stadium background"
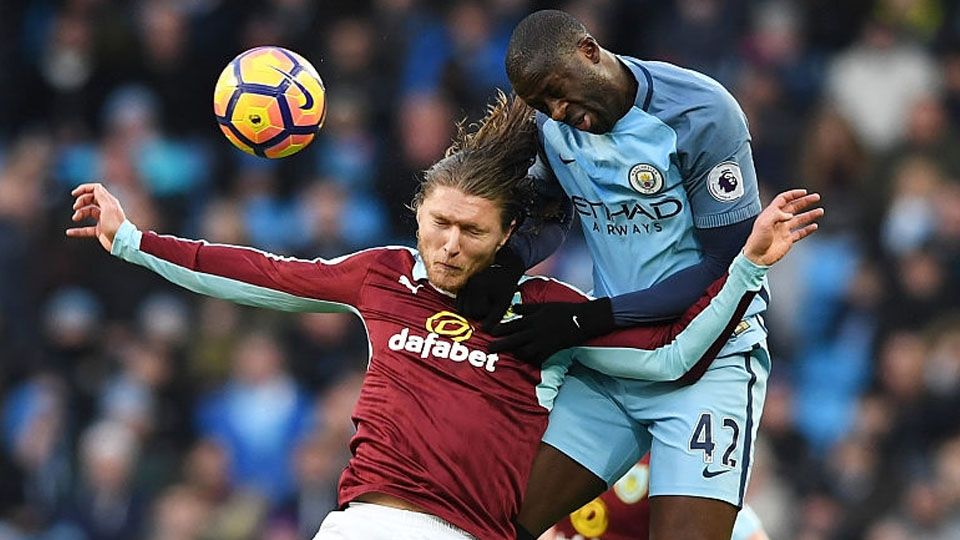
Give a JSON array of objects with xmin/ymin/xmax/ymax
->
[{"xmin": 2, "ymin": 0, "xmax": 960, "ymax": 538}]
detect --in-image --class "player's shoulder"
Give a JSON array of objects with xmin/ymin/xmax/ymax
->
[
  {"xmin": 517, "ymin": 274, "xmax": 592, "ymax": 303},
  {"xmin": 639, "ymin": 59, "xmax": 737, "ymax": 107},
  {"xmin": 625, "ymin": 57, "xmax": 745, "ymax": 130},
  {"xmin": 328, "ymin": 245, "xmax": 417, "ymax": 271}
]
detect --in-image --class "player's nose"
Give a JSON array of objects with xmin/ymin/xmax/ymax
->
[{"xmin": 442, "ymin": 229, "xmax": 461, "ymax": 255}]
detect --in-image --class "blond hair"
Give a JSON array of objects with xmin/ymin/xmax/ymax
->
[{"xmin": 410, "ymin": 91, "xmax": 538, "ymax": 231}]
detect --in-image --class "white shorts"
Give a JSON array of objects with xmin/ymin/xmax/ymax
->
[{"xmin": 313, "ymin": 502, "xmax": 476, "ymax": 540}]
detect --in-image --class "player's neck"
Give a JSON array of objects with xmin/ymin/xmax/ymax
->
[
  {"xmin": 607, "ymin": 52, "xmax": 638, "ymax": 120},
  {"xmin": 429, "ymin": 281, "xmax": 458, "ymax": 298}
]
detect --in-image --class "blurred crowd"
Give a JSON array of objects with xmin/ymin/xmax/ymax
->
[{"xmin": 2, "ymin": 0, "xmax": 960, "ymax": 539}]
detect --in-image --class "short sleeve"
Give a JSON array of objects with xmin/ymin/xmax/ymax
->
[{"xmin": 677, "ymin": 85, "xmax": 762, "ymax": 229}]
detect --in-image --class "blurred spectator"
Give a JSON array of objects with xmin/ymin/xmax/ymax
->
[
  {"xmin": 826, "ymin": 17, "xmax": 941, "ymax": 151},
  {"xmin": 187, "ymin": 297, "xmax": 244, "ymax": 390},
  {"xmin": 195, "ymin": 331, "xmax": 313, "ymax": 505},
  {"xmin": 741, "ymin": 0, "xmax": 824, "ymax": 110},
  {"xmin": 650, "ymin": 0, "xmax": 748, "ymax": 87},
  {"xmin": 796, "ymin": 107, "xmax": 869, "ymax": 232},
  {"xmin": 881, "ymin": 250, "xmax": 953, "ymax": 332},
  {"xmin": 100, "ymin": 341, "xmax": 167, "ymax": 437},
  {"xmin": 0, "ymin": 132, "xmax": 54, "ymax": 367},
  {"xmin": 274, "ymin": 432, "xmax": 346, "ymax": 539},
  {"xmin": 134, "ymin": 1, "xmax": 206, "ymax": 136},
  {"xmin": 735, "ymin": 65, "xmax": 802, "ymax": 192},
  {"xmin": 297, "ymin": 179, "xmax": 387, "ymax": 257},
  {"xmin": 317, "ymin": 17, "xmax": 384, "ymax": 126},
  {"xmin": 284, "ymin": 311, "xmax": 368, "ymax": 391},
  {"xmin": 314, "ymin": 371, "xmax": 363, "ymax": 441},
  {"xmin": 312, "ymin": 94, "xmax": 380, "ymax": 191},
  {"xmin": 401, "ymin": 0, "xmax": 512, "ymax": 111},
  {"xmin": 1, "ymin": 373, "xmax": 72, "ymax": 528},
  {"xmin": 379, "ymin": 92, "xmax": 455, "ymax": 231},
  {"xmin": 875, "ymin": 0, "xmax": 944, "ymax": 44},
  {"xmin": 879, "ymin": 156, "xmax": 943, "ymax": 256},
  {"xmin": 183, "ymin": 439, "xmax": 267, "ymax": 540},
  {"xmin": 146, "ymin": 484, "xmax": 211, "ymax": 540},
  {"xmin": 235, "ymin": 160, "xmax": 305, "ymax": 252},
  {"xmin": 65, "ymin": 420, "xmax": 145, "ymax": 540}
]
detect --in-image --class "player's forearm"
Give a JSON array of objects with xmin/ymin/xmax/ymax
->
[
  {"xmin": 609, "ymin": 217, "xmax": 753, "ymax": 324},
  {"xmin": 506, "ymin": 196, "xmax": 574, "ymax": 268},
  {"xmin": 110, "ymin": 220, "xmax": 357, "ymax": 313},
  {"xmin": 568, "ymin": 253, "xmax": 766, "ymax": 381},
  {"xmin": 609, "ymin": 259, "xmax": 726, "ymax": 324},
  {"xmin": 506, "ymin": 218, "xmax": 569, "ymax": 268}
]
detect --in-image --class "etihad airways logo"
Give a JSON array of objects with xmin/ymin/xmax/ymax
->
[{"xmin": 388, "ymin": 311, "xmax": 499, "ymax": 373}]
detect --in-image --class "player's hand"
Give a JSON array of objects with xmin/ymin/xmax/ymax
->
[
  {"xmin": 65, "ymin": 182, "xmax": 127, "ymax": 252},
  {"xmin": 744, "ymin": 189, "xmax": 824, "ymax": 266},
  {"xmin": 488, "ymin": 298, "xmax": 614, "ymax": 363},
  {"xmin": 457, "ymin": 246, "xmax": 526, "ymax": 331}
]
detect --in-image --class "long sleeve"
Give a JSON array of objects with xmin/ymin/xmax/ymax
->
[
  {"xmin": 110, "ymin": 220, "xmax": 378, "ymax": 312},
  {"xmin": 546, "ymin": 253, "xmax": 767, "ymax": 382},
  {"xmin": 506, "ymin": 153, "xmax": 575, "ymax": 268},
  {"xmin": 608, "ymin": 217, "xmax": 754, "ymax": 324}
]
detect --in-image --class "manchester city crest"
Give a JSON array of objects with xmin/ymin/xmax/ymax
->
[{"xmin": 628, "ymin": 163, "xmax": 664, "ymax": 195}]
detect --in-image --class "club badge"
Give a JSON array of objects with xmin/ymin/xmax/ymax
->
[{"xmin": 628, "ymin": 163, "xmax": 664, "ymax": 195}]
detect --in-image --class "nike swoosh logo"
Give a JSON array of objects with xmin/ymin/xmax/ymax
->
[
  {"xmin": 559, "ymin": 155, "xmax": 576, "ymax": 165},
  {"xmin": 702, "ymin": 466, "xmax": 732, "ymax": 479},
  {"xmin": 572, "ymin": 315, "xmax": 581, "ymax": 328},
  {"xmin": 269, "ymin": 66, "xmax": 315, "ymax": 110}
]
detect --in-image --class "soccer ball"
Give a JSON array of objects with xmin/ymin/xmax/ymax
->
[{"xmin": 213, "ymin": 46, "xmax": 326, "ymax": 159}]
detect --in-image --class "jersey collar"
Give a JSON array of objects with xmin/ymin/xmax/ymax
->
[
  {"xmin": 617, "ymin": 55, "xmax": 653, "ymax": 112},
  {"xmin": 412, "ymin": 251, "xmax": 459, "ymax": 298},
  {"xmin": 412, "ymin": 252, "xmax": 429, "ymax": 281}
]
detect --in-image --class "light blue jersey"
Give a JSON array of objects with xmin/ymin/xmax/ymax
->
[
  {"xmin": 538, "ymin": 57, "xmax": 773, "ymax": 508},
  {"xmin": 536, "ymin": 56, "xmax": 767, "ymax": 356}
]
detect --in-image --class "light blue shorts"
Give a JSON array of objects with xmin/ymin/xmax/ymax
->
[{"xmin": 542, "ymin": 343, "xmax": 770, "ymax": 507}]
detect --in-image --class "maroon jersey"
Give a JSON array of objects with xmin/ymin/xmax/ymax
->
[
  {"xmin": 119, "ymin": 228, "xmax": 752, "ymax": 540},
  {"xmin": 552, "ymin": 455, "xmax": 652, "ymax": 540}
]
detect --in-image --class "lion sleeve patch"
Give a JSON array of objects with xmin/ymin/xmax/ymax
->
[{"xmin": 707, "ymin": 162, "xmax": 745, "ymax": 202}]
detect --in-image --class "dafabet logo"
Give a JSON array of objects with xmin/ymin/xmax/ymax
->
[{"xmin": 387, "ymin": 311, "xmax": 498, "ymax": 372}]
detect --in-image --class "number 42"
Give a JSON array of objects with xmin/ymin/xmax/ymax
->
[{"xmin": 689, "ymin": 412, "xmax": 739, "ymax": 467}]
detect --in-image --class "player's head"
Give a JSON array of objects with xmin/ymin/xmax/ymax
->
[
  {"xmin": 506, "ymin": 9, "xmax": 627, "ymax": 133},
  {"xmin": 411, "ymin": 92, "xmax": 537, "ymax": 293}
]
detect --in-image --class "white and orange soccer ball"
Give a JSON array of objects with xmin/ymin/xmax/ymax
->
[{"xmin": 213, "ymin": 46, "xmax": 326, "ymax": 158}]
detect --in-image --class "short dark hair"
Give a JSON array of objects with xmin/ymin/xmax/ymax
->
[
  {"xmin": 410, "ymin": 91, "xmax": 537, "ymax": 232},
  {"xmin": 505, "ymin": 10, "xmax": 589, "ymax": 85}
]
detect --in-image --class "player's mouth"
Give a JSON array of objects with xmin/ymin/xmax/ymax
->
[{"xmin": 435, "ymin": 261, "xmax": 462, "ymax": 273}]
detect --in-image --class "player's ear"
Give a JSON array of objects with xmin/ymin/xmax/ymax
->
[{"xmin": 577, "ymin": 36, "xmax": 600, "ymax": 64}]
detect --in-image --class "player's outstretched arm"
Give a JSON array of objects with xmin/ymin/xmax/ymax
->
[
  {"xmin": 66, "ymin": 183, "xmax": 127, "ymax": 252},
  {"xmin": 544, "ymin": 190, "xmax": 822, "ymax": 382},
  {"xmin": 66, "ymin": 182, "xmax": 372, "ymax": 312}
]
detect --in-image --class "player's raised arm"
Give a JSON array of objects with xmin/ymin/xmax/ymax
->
[
  {"xmin": 574, "ymin": 189, "xmax": 821, "ymax": 381},
  {"xmin": 496, "ymin": 190, "xmax": 822, "ymax": 380},
  {"xmin": 67, "ymin": 182, "xmax": 372, "ymax": 312}
]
